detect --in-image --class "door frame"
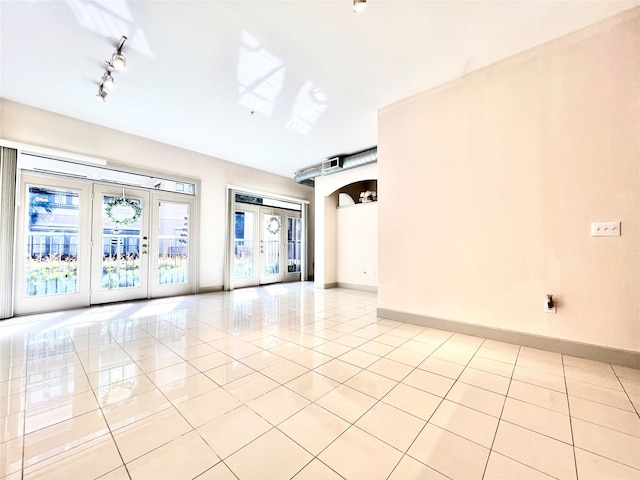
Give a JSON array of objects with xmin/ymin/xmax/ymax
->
[
  {"xmin": 14, "ymin": 171, "xmax": 199, "ymax": 314},
  {"xmin": 225, "ymin": 186, "xmax": 309, "ymax": 291},
  {"xmin": 232, "ymin": 204, "xmax": 260, "ymax": 289}
]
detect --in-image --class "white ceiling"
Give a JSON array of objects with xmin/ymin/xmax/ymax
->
[{"xmin": 1, "ymin": 1, "xmax": 636, "ymax": 179}]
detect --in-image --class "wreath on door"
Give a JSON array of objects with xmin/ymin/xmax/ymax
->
[
  {"xmin": 105, "ymin": 197, "xmax": 142, "ymax": 226},
  {"xmin": 266, "ymin": 216, "xmax": 281, "ymax": 235}
]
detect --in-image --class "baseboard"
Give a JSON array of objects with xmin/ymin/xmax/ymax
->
[
  {"xmin": 377, "ymin": 308, "xmax": 640, "ymax": 369},
  {"xmin": 337, "ymin": 283, "xmax": 378, "ymax": 293},
  {"xmin": 317, "ymin": 282, "xmax": 338, "ymax": 289},
  {"xmin": 198, "ymin": 285, "xmax": 224, "ymax": 294}
]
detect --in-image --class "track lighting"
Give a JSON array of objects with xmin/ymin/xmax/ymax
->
[
  {"xmin": 353, "ymin": 0, "xmax": 366, "ymax": 13},
  {"xmin": 96, "ymin": 85, "xmax": 108, "ymax": 103},
  {"xmin": 96, "ymin": 35, "xmax": 127, "ymax": 103}
]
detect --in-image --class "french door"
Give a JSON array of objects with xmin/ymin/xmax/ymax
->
[
  {"xmin": 260, "ymin": 209, "xmax": 285, "ymax": 284},
  {"xmin": 14, "ymin": 173, "xmax": 195, "ymax": 314},
  {"xmin": 232, "ymin": 205, "xmax": 301, "ymax": 288},
  {"xmin": 90, "ymin": 185, "xmax": 150, "ymax": 304},
  {"xmin": 14, "ymin": 175, "xmax": 92, "ymax": 313}
]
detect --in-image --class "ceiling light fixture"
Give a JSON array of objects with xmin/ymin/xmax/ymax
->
[
  {"xmin": 109, "ymin": 35, "xmax": 128, "ymax": 71},
  {"xmin": 353, "ymin": 0, "xmax": 366, "ymax": 13},
  {"xmin": 96, "ymin": 35, "xmax": 127, "ymax": 103},
  {"xmin": 96, "ymin": 85, "xmax": 108, "ymax": 103}
]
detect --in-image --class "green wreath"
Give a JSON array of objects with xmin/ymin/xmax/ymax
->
[
  {"xmin": 266, "ymin": 216, "xmax": 281, "ymax": 235},
  {"xmin": 105, "ymin": 197, "xmax": 142, "ymax": 226}
]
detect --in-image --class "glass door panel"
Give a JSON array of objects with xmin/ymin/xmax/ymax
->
[
  {"xmin": 26, "ymin": 186, "xmax": 80, "ymax": 295},
  {"xmin": 234, "ymin": 212, "xmax": 254, "ymax": 273},
  {"xmin": 149, "ymin": 193, "xmax": 196, "ymax": 298},
  {"xmin": 91, "ymin": 185, "xmax": 149, "ymax": 304},
  {"xmin": 157, "ymin": 201, "xmax": 189, "ymax": 284},
  {"xmin": 234, "ymin": 211, "xmax": 254, "ymax": 278},
  {"xmin": 100, "ymin": 195, "xmax": 143, "ymax": 289},
  {"xmin": 286, "ymin": 215, "xmax": 302, "ymax": 280},
  {"xmin": 14, "ymin": 174, "xmax": 91, "ymax": 314}
]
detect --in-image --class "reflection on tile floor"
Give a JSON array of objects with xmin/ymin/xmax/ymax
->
[{"xmin": 1, "ymin": 283, "xmax": 639, "ymax": 479}]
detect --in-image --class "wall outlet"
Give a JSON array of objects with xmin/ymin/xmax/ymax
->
[
  {"xmin": 591, "ymin": 221, "xmax": 621, "ymax": 237},
  {"xmin": 545, "ymin": 297, "xmax": 557, "ymax": 314}
]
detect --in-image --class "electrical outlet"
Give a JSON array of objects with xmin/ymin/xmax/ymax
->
[
  {"xmin": 545, "ymin": 295, "xmax": 556, "ymax": 314},
  {"xmin": 591, "ymin": 221, "xmax": 621, "ymax": 237}
]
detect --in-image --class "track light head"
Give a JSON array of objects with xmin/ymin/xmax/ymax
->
[
  {"xmin": 102, "ymin": 71, "xmax": 115, "ymax": 90},
  {"xmin": 96, "ymin": 85, "xmax": 108, "ymax": 103},
  {"xmin": 109, "ymin": 35, "xmax": 128, "ymax": 71},
  {"xmin": 353, "ymin": 0, "xmax": 366, "ymax": 13},
  {"xmin": 110, "ymin": 52, "xmax": 126, "ymax": 72}
]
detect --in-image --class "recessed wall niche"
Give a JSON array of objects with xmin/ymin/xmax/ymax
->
[{"xmin": 338, "ymin": 179, "xmax": 377, "ymax": 207}]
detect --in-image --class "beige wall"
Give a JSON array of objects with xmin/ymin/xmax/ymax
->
[
  {"xmin": 0, "ymin": 100, "xmax": 314, "ymax": 290},
  {"xmin": 315, "ymin": 163, "xmax": 377, "ymax": 288},
  {"xmin": 378, "ymin": 9, "xmax": 640, "ymax": 352}
]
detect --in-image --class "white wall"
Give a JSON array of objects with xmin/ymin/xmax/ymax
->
[
  {"xmin": 336, "ymin": 202, "xmax": 378, "ymax": 289},
  {"xmin": 314, "ymin": 162, "xmax": 377, "ymax": 288},
  {"xmin": 0, "ymin": 100, "xmax": 314, "ymax": 290},
  {"xmin": 378, "ymin": 9, "xmax": 640, "ymax": 352}
]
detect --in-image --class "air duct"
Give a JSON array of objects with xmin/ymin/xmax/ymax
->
[{"xmin": 294, "ymin": 147, "xmax": 377, "ymax": 186}]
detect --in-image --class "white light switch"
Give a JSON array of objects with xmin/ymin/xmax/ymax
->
[{"xmin": 591, "ymin": 221, "xmax": 621, "ymax": 237}]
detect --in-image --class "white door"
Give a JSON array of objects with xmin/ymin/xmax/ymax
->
[
  {"xmin": 90, "ymin": 185, "xmax": 150, "ymax": 304},
  {"xmin": 14, "ymin": 174, "xmax": 92, "ymax": 315},
  {"xmin": 259, "ymin": 209, "xmax": 285, "ymax": 284},
  {"xmin": 284, "ymin": 212, "xmax": 302, "ymax": 282},
  {"xmin": 148, "ymin": 193, "xmax": 196, "ymax": 298},
  {"xmin": 233, "ymin": 205, "xmax": 259, "ymax": 288}
]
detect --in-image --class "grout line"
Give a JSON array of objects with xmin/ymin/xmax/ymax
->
[
  {"xmin": 479, "ymin": 342, "xmax": 520, "ymax": 479},
  {"xmin": 610, "ymin": 363, "xmax": 640, "ymax": 418},
  {"xmin": 385, "ymin": 333, "xmax": 483, "ymax": 480},
  {"xmin": 562, "ymin": 354, "xmax": 580, "ymax": 480}
]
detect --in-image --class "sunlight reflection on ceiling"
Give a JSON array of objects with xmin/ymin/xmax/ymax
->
[
  {"xmin": 286, "ymin": 81, "xmax": 328, "ymax": 135},
  {"xmin": 238, "ymin": 31, "xmax": 286, "ymax": 117},
  {"xmin": 65, "ymin": 0, "xmax": 155, "ymax": 58},
  {"xmin": 238, "ymin": 30, "xmax": 328, "ymax": 134}
]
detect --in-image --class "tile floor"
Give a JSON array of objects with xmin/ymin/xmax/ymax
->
[{"xmin": 1, "ymin": 283, "xmax": 639, "ymax": 479}]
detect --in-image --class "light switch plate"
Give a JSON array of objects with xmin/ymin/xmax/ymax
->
[{"xmin": 591, "ymin": 221, "xmax": 621, "ymax": 237}]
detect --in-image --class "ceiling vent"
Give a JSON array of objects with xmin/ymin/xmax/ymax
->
[
  {"xmin": 294, "ymin": 147, "xmax": 377, "ymax": 186},
  {"xmin": 321, "ymin": 157, "xmax": 343, "ymax": 174}
]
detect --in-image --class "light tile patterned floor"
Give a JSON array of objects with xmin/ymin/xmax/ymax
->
[{"xmin": 1, "ymin": 283, "xmax": 639, "ymax": 479}]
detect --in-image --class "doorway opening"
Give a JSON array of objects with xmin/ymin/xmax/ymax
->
[{"xmin": 227, "ymin": 189, "xmax": 307, "ymax": 290}]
